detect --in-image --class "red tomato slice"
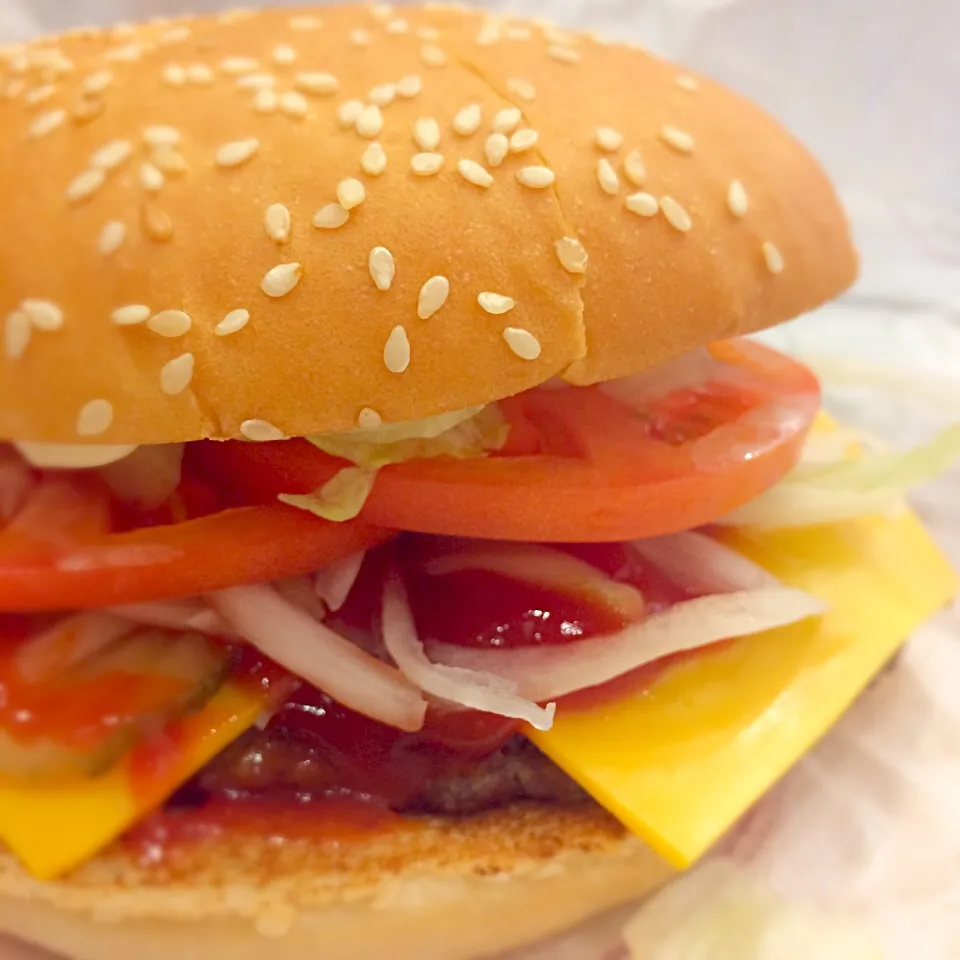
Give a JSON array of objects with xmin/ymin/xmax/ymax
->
[
  {"xmin": 194, "ymin": 340, "xmax": 820, "ymax": 543},
  {"xmin": 0, "ymin": 484, "xmax": 392, "ymax": 612}
]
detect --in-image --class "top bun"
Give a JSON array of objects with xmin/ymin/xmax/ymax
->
[{"xmin": 0, "ymin": 3, "xmax": 857, "ymax": 445}]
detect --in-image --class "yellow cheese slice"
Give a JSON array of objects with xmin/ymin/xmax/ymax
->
[
  {"xmin": 0, "ymin": 682, "xmax": 264, "ymax": 879},
  {"xmin": 532, "ymin": 508, "xmax": 958, "ymax": 868}
]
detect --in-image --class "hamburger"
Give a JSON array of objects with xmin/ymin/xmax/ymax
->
[{"xmin": 0, "ymin": 4, "xmax": 956, "ymax": 959}]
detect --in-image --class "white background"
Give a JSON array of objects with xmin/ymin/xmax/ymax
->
[{"xmin": 2, "ymin": 2, "xmax": 959, "ymax": 958}]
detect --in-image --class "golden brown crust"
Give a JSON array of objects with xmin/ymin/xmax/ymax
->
[
  {"xmin": 0, "ymin": 803, "xmax": 673, "ymax": 960},
  {"xmin": 0, "ymin": 5, "xmax": 857, "ymax": 445}
]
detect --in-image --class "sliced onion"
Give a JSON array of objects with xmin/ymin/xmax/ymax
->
[
  {"xmin": 0, "ymin": 453, "xmax": 33, "ymax": 522},
  {"xmin": 210, "ymin": 583, "xmax": 426, "ymax": 732},
  {"xmin": 381, "ymin": 577, "xmax": 556, "ymax": 731},
  {"xmin": 16, "ymin": 612, "xmax": 132, "ymax": 683},
  {"xmin": 314, "ymin": 550, "xmax": 366, "ymax": 613},
  {"xmin": 98, "ymin": 443, "xmax": 184, "ymax": 508},
  {"xmin": 630, "ymin": 531, "xmax": 779, "ymax": 594},
  {"xmin": 274, "ymin": 575, "xmax": 328, "ymax": 622},
  {"xmin": 109, "ymin": 600, "xmax": 229, "ymax": 636},
  {"xmin": 598, "ymin": 348, "xmax": 720, "ymax": 408},
  {"xmin": 421, "ymin": 542, "xmax": 646, "ymax": 621},
  {"xmin": 428, "ymin": 588, "xmax": 828, "ymax": 703}
]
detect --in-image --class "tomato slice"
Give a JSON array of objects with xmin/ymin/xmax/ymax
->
[
  {"xmin": 0, "ymin": 487, "xmax": 392, "ymax": 612},
  {"xmin": 196, "ymin": 340, "xmax": 820, "ymax": 542}
]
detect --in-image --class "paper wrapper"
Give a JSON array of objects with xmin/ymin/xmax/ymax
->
[{"xmin": 1, "ymin": 1, "xmax": 958, "ymax": 957}]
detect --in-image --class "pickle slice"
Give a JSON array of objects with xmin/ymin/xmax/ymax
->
[{"xmin": 0, "ymin": 629, "xmax": 230, "ymax": 784}]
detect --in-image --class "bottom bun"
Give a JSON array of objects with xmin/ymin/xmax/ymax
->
[{"xmin": 0, "ymin": 803, "xmax": 673, "ymax": 960}]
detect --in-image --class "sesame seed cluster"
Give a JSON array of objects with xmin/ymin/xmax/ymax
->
[{"xmin": 0, "ymin": 2, "xmax": 852, "ymax": 446}]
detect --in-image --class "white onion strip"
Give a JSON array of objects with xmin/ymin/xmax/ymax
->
[
  {"xmin": 382, "ymin": 577, "xmax": 556, "ymax": 731},
  {"xmin": 314, "ymin": 550, "xmax": 366, "ymax": 613},
  {"xmin": 109, "ymin": 599, "xmax": 229, "ymax": 636},
  {"xmin": 16, "ymin": 612, "xmax": 132, "ymax": 683},
  {"xmin": 210, "ymin": 583, "xmax": 427, "ymax": 732},
  {"xmin": 630, "ymin": 531, "xmax": 779, "ymax": 594},
  {"xmin": 428, "ymin": 588, "xmax": 828, "ymax": 704}
]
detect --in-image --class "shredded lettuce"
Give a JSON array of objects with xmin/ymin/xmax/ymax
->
[
  {"xmin": 278, "ymin": 467, "xmax": 377, "ymax": 522},
  {"xmin": 722, "ymin": 424, "xmax": 960, "ymax": 529}
]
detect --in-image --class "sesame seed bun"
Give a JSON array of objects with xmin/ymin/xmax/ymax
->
[
  {"xmin": 0, "ymin": 803, "xmax": 671, "ymax": 960},
  {"xmin": 0, "ymin": 3, "xmax": 856, "ymax": 446}
]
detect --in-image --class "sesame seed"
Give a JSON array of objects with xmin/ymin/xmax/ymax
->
[
  {"xmin": 241, "ymin": 419, "xmax": 284, "ymax": 442},
  {"xmin": 507, "ymin": 78, "xmax": 536, "ymax": 102},
  {"xmin": 369, "ymin": 246, "xmax": 396, "ymax": 291},
  {"xmin": 516, "ymin": 166, "xmax": 554, "ymax": 189},
  {"xmin": 143, "ymin": 125, "xmax": 181, "ymax": 148},
  {"xmin": 140, "ymin": 162, "xmax": 165, "ymax": 192},
  {"xmin": 676, "ymin": 73, "xmax": 699, "ymax": 91},
  {"xmin": 660, "ymin": 125, "xmax": 695, "ymax": 154},
  {"xmin": 2, "ymin": 80, "xmax": 25, "ymax": 99},
  {"xmin": 66, "ymin": 168, "xmax": 105, "ymax": 203},
  {"xmin": 416, "ymin": 26, "xmax": 441, "ymax": 42},
  {"xmin": 361, "ymin": 141, "xmax": 387, "ymax": 176},
  {"xmin": 28, "ymin": 108, "xmax": 66, "ymax": 138},
  {"xmin": 108, "ymin": 43, "xmax": 143, "ymax": 64},
  {"xmin": 358, "ymin": 407, "xmax": 382, "ymax": 429},
  {"xmin": 279, "ymin": 91, "xmax": 309, "ymax": 119},
  {"xmin": 147, "ymin": 309, "xmax": 192, "ymax": 337},
  {"xmin": 478, "ymin": 292, "xmax": 516, "ymax": 315},
  {"xmin": 313, "ymin": 203, "xmax": 350, "ymax": 229},
  {"xmin": 215, "ymin": 309, "xmax": 250, "ymax": 336},
  {"xmin": 476, "ymin": 25, "xmax": 502, "ymax": 46},
  {"xmin": 160, "ymin": 353, "xmax": 195, "ymax": 396},
  {"xmin": 659, "ymin": 196, "xmax": 692, "ymax": 232},
  {"xmin": 396, "ymin": 74, "xmax": 422, "ymax": 98},
  {"xmin": 261, "ymin": 263, "xmax": 303, "ymax": 298},
  {"xmin": 386, "ymin": 18, "xmax": 409, "ymax": 34},
  {"xmin": 548, "ymin": 45, "xmax": 580, "ymax": 64},
  {"xmin": 186, "ymin": 64, "xmax": 215, "ymax": 84},
  {"xmin": 151, "ymin": 146, "xmax": 189, "ymax": 175},
  {"xmin": 623, "ymin": 149, "xmax": 646, "ymax": 186},
  {"xmin": 289, "ymin": 15, "xmax": 323, "ymax": 31},
  {"xmin": 20, "ymin": 299, "xmax": 62, "ymax": 331},
  {"xmin": 253, "ymin": 88, "xmax": 278, "ymax": 114},
  {"xmin": 544, "ymin": 26, "xmax": 579, "ymax": 46},
  {"xmin": 625, "ymin": 192, "xmax": 659, "ymax": 217},
  {"xmin": 368, "ymin": 83, "xmax": 396, "ymax": 107},
  {"xmin": 597, "ymin": 158, "xmax": 620, "ymax": 196},
  {"xmin": 98, "ymin": 220, "xmax": 126, "ymax": 256},
  {"xmin": 237, "ymin": 72, "xmax": 276, "ymax": 90},
  {"xmin": 555, "ymin": 237, "xmax": 588, "ymax": 274},
  {"xmin": 220, "ymin": 57, "xmax": 259, "ymax": 75},
  {"xmin": 595, "ymin": 126, "xmax": 623, "ymax": 152},
  {"xmin": 410, "ymin": 152, "xmax": 444, "ymax": 176},
  {"xmin": 90, "ymin": 139, "xmax": 133, "ymax": 171},
  {"xmin": 77, "ymin": 399, "xmax": 114, "ymax": 437},
  {"xmin": 384, "ymin": 325, "xmax": 411, "ymax": 373},
  {"xmin": 337, "ymin": 99, "xmax": 364, "ymax": 127},
  {"xmin": 503, "ymin": 327, "xmax": 541, "ymax": 360},
  {"xmin": 453, "ymin": 103, "xmax": 482, "ymax": 136},
  {"xmin": 215, "ymin": 138, "xmax": 259, "ymax": 167},
  {"xmin": 80, "ymin": 69, "xmax": 113, "ymax": 94},
  {"xmin": 264, "ymin": 203, "xmax": 291, "ymax": 243},
  {"xmin": 727, "ymin": 180, "xmax": 749, "ymax": 218},
  {"xmin": 72, "ymin": 97, "xmax": 104, "ymax": 125},
  {"xmin": 296, "ymin": 72, "xmax": 339, "ymax": 95},
  {"xmin": 370, "ymin": 2, "xmax": 394, "ymax": 20},
  {"xmin": 356, "ymin": 104, "xmax": 383, "ymax": 138},
  {"xmin": 4, "ymin": 312, "xmax": 30, "ymax": 361},
  {"xmin": 762, "ymin": 241, "xmax": 784, "ymax": 274},
  {"xmin": 509, "ymin": 128, "xmax": 538, "ymax": 153},
  {"xmin": 160, "ymin": 26, "xmax": 192, "ymax": 44},
  {"xmin": 458, "ymin": 158, "xmax": 493, "ymax": 188},
  {"xmin": 141, "ymin": 203, "xmax": 174, "ymax": 242},
  {"xmin": 351, "ymin": 29, "xmax": 371, "ymax": 46},
  {"xmin": 161, "ymin": 64, "xmax": 186, "ymax": 87},
  {"xmin": 414, "ymin": 117, "xmax": 441, "ymax": 151},
  {"xmin": 421, "ymin": 44, "xmax": 447, "ymax": 67},
  {"xmin": 25, "ymin": 84, "xmax": 56, "ymax": 105},
  {"xmin": 485, "ymin": 133, "xmax": 509, "ymax": 167},
  {"xmin": 492, "ymin": 106, "xmax": 522, "ymax": 134},
  {"xmin": 111, "ymin": 304, "xmax": 151, "ymax": 326},
  {"xmin": 337, "ymin": 178, "xmax": 366, "ymax": 210},
  {"xmin": 272, "ymin": 45, "xmax": 297, "ymax": 65},
  {"xmin": 418, "ymin": 276, "xmax": 450, "ymax": 319}
]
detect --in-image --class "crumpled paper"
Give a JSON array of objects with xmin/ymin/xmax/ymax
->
[{"xmin": 2, "ymin": 1, "xmax": 958, "ymax": 958}]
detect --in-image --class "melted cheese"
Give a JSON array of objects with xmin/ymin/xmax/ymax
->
[{"xmin": 532, "ymin": 508, "xmax": 958, "ymax": 867}]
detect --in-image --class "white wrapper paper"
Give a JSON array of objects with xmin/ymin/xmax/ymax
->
[{"xmin": 1, "ymin": 1, "xmax": 958, "ymax": 957}]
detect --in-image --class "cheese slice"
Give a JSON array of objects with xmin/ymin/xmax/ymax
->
[
  {"xmin": 532, "ymin": 508, "xmax": 958, "ymax": 868},
  {"xmin": 0, "ymin": 682, "xmax": 265, "ymax": 879}
]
